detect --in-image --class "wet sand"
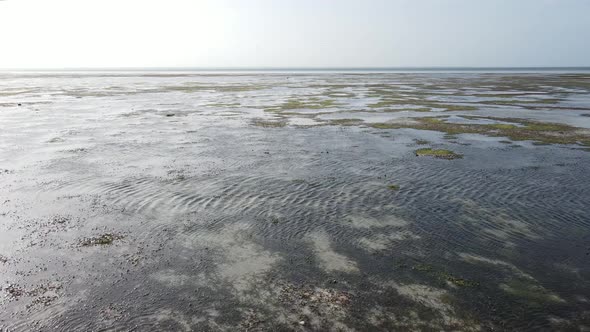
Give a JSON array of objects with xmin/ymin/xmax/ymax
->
[{"xmin": 1, "ymin": 72, "xmax": 590, "ymax": 330}]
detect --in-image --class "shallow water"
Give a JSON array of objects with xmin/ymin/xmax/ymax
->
[{"xmin": 1, "ymin": 72, "xmax": 590, "ymax": 331}]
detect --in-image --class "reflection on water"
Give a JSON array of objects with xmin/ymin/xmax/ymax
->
[{"xmin": 1, "ymin": 72, "xmax": 590, "ymax": 331}]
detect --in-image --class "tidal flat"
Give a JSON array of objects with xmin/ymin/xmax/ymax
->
[{"xmin": 1, "ymin": 72, "xmax": 590, "ymax": 331}]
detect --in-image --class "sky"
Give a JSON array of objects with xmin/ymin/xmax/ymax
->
[{"xmin": 0, "ymin": 0, "xmax": 589, "ymax": 68}]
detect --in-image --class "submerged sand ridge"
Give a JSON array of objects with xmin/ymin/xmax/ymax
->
[{"xmin": 0, "ymin": 72, "xmax": 590, "ymax": 331}]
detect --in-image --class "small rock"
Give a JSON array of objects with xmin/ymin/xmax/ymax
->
[
  {"xmin": 4, "ymin": 284, "xmax": 24, "ymax": 298},
  {"xmin": 79, "ymin": 233, "xmax": 123, "ymax": 247}
]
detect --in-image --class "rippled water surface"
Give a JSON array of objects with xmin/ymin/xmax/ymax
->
[{"xmin": 1, "ymin": 72, "xmax": 590, "ymax": 331}]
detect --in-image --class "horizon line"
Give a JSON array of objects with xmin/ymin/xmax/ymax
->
[{"xmin": 2, "ymin": 66, "xmax": 590, "ymax": 73}]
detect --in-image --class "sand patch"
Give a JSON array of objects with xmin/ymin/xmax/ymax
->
[
  {"xmin": 180, "ymin": 223, "xmax": 281, "ymax": 294},
  {"xmin": 151, "ymin": 269, "xmax": 208, "ymax": 288},
  {"xmin": 307, "ymin": 231, "xmax": 359, "ymax": 273},
  {"xmin": 370, "ymin": 281, "xmax": 481, "ymax": 331},
  {"xmin": 458, "ymin": 253, "xmax": 534, "ymax": 280}
]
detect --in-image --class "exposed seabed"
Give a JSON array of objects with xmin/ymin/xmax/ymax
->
[{"xmin": 1, "ymin": 72, "xmax": 590, "ymax": 330}]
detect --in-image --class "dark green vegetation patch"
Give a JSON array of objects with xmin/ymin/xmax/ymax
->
[
  {"xmin": 369, "ymin": 116, "xmax": 590, "ymax": 147},
  {"xmin": 415, "ymin": 148, "xmax": 463, "ymax": 160},
  {"xmin": 79, "ymin": 233, "xmax": 123, "ymax": 247},
  {"xmin": 412, "ymin": 264, "xmax": 480, "ymax": 288},
  {"xmin": 251, "ymin": 119, "xmax": 288, "ymax": 128},
  {"xmin": 328, "ymin": 118, "xmax": 364, "ymax": 126}
]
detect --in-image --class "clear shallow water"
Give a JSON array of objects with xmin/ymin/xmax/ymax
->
[{"xmin": 0, "ymin": 72, "xmax": 590, "ymax": 331}]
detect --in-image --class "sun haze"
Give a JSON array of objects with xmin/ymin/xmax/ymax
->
[{"xmin": 1, "ymin": 0, "xmax": 589, "ymax": 68}]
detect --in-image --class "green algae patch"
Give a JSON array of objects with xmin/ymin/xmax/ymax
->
[
  {"xmin": 368, "ymin": 116, "xmax": 590, "ymax": 147},
  {"xmin": 328, "ymin": 118, "xmax": 364, "ymax": 126},
  {"xmin": 380, "ymin": 107, "xmax": 432, "ymax": 113},
  {"xmin": 251, "ymin": 119, "xmax": 288, "ymax": 128},
  {"xmin": 79, "ymin": 233, "xmax": 123, "ymax": 247},
  {"xmin": 415, "ymin": 148, "xmax": 463, "ymax": 160},
  {"xmin": 446, "ymin": 276, "xmax": 479, "ymax": 288},
  {"xmin": 427, "ymin": 103, "xmax": 478, "ymax": 111},
  {"xmin": 412, "ymin": 264, "xmax": 435, "ymax": 272},
  {"xmin": 422, "ymin": 117, "xmax": 445, "ymax": 124},
  {"xmin": 412, "ymin": 264, "xmax": 479, "ymax": 288},
  {"xmin": 281, "ymin": 99, "xmax": 310, "ymax": 110},
  {"xmin": 387, "ymin": 184, "xmax": 400, "ymax": 191},
  {"xmin": 370, "ymin": 122, "xmax": 401, "ymax": 129},
  {"xmin": 280, "ymin": 98, "xmax": 337, "ymax": 110},
  {"xmin": 486, "ymin": 124, "xmax": 519, "ymax": 130},
  {"xmin": 207, "ymin": 102, "xmax": 241, "ymax": 108},
  {"xmin": 368, "ymin": 99, "xmax": 405, "ymax": 108},
  {"xmin": 481, "ymin": 98, "xmax": 562, "ymax": 106},
  {"xmin": 524, "ymin": 122, "xmax": 568, "ymax": 131},
  {"xmin": 263, "ymin": 108, "xmax": 321, "ymax": 119},
  {"xmin": 368, "ymin": 98, "xmax": 477, "ymax": 111},
  {"xmin": 472, "ymin": 93, "xmax": 532, "ymax": 98}
]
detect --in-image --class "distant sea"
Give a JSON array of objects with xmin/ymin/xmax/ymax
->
[{"xmin": 2, "ymin": 67, "xmax": 590, "ymax": 74}]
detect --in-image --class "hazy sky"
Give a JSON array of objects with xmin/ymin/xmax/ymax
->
[{"xmin": 1, "ymin": 0, "xmax": 589, "ymax": 68}]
